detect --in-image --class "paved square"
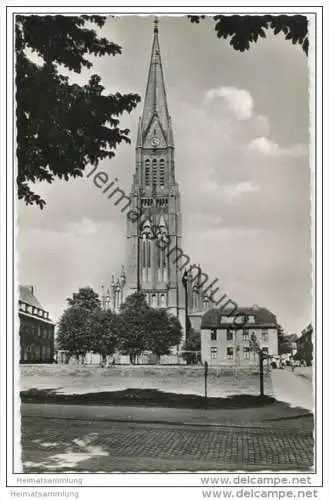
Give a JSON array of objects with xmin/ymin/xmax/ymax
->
[{"xmin": 21, "ymin": 416, "xmax": 313, "ymax": 472}]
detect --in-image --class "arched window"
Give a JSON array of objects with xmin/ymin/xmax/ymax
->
[
  {"xmin": 162, "ymin": 250, "xmax": 167, "ymax": 281},
  {"xmin": 160, "ymin": 294, "xmax": 166, "ymax": 307},
  {"xmin": 141, "ymin": 221, "xmax": 153, "ymax": 282},
  {"xmin": 152, "ymin": 158, "xmax": 157, "ymax": 188},
  {"xmin": 152, "ymin": 294, "xmax": 157, "ymax": 307},
  {"xmin": 156, "ymin": 218, "xmax": 168, "ymax": 282},
  {"xmin": 160, "ymin": 159, "xmax": 165, "ymax": 187},
  {"xmin": 145, "ymin": 159, "xmax": 150, "ymax": 187}
]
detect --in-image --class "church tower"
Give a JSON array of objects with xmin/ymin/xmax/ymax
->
[{"xmin": 126, "ymin": 19, "xmax": 184, "ymax": 321}]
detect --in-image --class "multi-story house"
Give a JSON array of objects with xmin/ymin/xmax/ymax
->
[
  {"xmin": 296, "ymin": 324, "xmax": 313, "ymax": 366},
  {"xmin": 200, "ymin": 306, "xmax": 278, "ymax": 367},
  {"xmin": 19, "ymin": 285, "xmax": 55, "ymax": 363}
]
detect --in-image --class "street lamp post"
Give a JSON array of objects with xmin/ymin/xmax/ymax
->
[
  {"xmin": 182, "ymin": 270, "xmax": 189, "ymax": 342},
  {"xmin": 136, "ymin": 189, "xmax": 141, "ymax": 293}
]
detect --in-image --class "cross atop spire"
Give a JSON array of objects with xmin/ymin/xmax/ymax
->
[{"xmin": 154, "ymin": 16, "xmax": 159, "ymax": 33}]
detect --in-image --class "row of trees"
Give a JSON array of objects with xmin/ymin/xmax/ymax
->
[{"xmin": 56, "ymin": 287, "xmax": 182, "ymax": 364}]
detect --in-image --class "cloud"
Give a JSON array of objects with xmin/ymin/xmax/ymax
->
[
  {"xmin": 65, "ymin": 218, "xmax": 99, "ymax": 237},
  {"xmin": 248, "ymin": 136, "xmax": 308, "ymax": 157},
  {"xmin": 248, "ymin": 136, "xmax": 279, "ymax": 155},
  {"xmin": 206, "ymin": 87, "xmax": 254, "ymax": 120}
]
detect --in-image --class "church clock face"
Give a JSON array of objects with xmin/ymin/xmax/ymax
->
[{"xmin": 151, "ymin": 137, "xmax": 160, "ymax": 147}]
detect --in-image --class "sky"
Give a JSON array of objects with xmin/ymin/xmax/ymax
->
[{"xmin": 18, "ymin": 15, "xmax": 311, "ymax": 334}]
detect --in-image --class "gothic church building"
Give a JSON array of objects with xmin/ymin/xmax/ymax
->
[{"xmin": 102, "ymin": 20, "xmax": 208, "ymax": 339}]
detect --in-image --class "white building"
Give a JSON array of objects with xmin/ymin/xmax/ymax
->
[{"xmin": 200, "ymin": 306, "xmax": 278, "ymax": 367}]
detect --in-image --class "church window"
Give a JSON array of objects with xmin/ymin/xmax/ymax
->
[
  {"xmin": 142, "ymin": 239, "xmax": 146, "ymax": 270},
  {"xmin": 162, "ymin": 250, "xmax": 167, "ymax": 281},
  {"xmin": 146, "ymin": 238, "xmax": 151, "ymax": 269},
  {"xmin": 152, "ymin": 294, "xmax": 157, "ymax": 307},
  {"xmin": 157, "ymin": 245, "xmax": 161, "ymax": 280},
  {"xmin": 152, "ymin": 158, "xmax": 157, "ymax": 187},
  {"xmin": 160, "ymin": 294, "xmax": 166, "ymax": 307},
  {"xmin": 145, "ymin": 159, "xmax": 150, "ymax": 186},
  {"xmin": 160, "ymin": 159, "xmax": 165, "ymax": 187}
]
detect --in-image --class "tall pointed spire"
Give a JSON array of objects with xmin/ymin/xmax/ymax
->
[{"xmin": 141, "ymin": 17, "xmax": 170, "ymax": 137}]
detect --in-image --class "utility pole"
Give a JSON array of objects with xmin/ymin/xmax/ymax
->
[
  {"xmin": 204, "ymin": 360, "xmax": 208, "ymax": 407},
  {"xmin": 182, "ymin": 270, "xmax": 189, "ymax": 342},
  {"xmin": 259, "ymin": 349, "xmax": 264, "ymax": 398}
]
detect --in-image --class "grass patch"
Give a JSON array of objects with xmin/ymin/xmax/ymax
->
[
  {"xmin": 21, "ymin": 387, "xmax": 275, "ymax": 409},
  {"xmin": 20, "ymin": 364, "xmax": 273, "ymax": 398}
]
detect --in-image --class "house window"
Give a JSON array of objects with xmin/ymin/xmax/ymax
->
[
  {"xmin": 243, "ymin": 330, "xmax": 249, "ymax": 342},
  {"xmin": 243, "ymin": 347, "xmax": 250, "ymax": 359},
  {"xmin": 152, "ymin": 294, "xmax": 157, "ymax": 307},
  {"xmin": 248, "ymin": 315, "xmax": 255, "ymax": 324},
  {"xmin": 234, "ymin": 315, "xmax": 245, "ymax": 325},
  {"xmin": 27, "ymin": 305, "xmax": 32, "ymax": 314},
  {"xmin": 160, "ymin": 293, "xmax": 166, "ymax": 307},
  {"xmin": 211, "ymin": 329, "xmax": 217, "ymax": 341},
  {"xmin": 210, "ymin": 347, "xmax": 217, "ymax": 360},
  {"xmin": 262, "ymin": 330, "xmax": 269, "ymax": 342},
  {"xmin": 227, "ymin": 330, "xmax": 233, "ymax": 341},
  {"xmin": 20, "ymin": 303, "xmax": 26, "ymax": 311},
  {"xmin": 226, "ymin": 347, "xmax": 234, "ymax": 359}
]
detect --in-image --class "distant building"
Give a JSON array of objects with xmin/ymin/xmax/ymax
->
[
  {"xmin": 296, "ymin": 324, "xmax": 313, "ymax": 366},
  {"xmin": 19, "ymin": 285, "xmax": 55, "ymax": 363},
  {"xmin": 200, "ymin": 306, "xmax": 278, "ymax": 367}
]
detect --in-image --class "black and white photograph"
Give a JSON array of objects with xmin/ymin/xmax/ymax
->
[{"xmin": 0, "ymin": 3, "xmax": 327, "ymax": 500}]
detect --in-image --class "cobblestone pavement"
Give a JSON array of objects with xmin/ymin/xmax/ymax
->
[{"xmin": 21, "ymin": 416, "xmax": 314, "ymax": 472}]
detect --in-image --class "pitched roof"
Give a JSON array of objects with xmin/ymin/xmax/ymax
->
[
  {"xmin": 19, "ymin": 285, "xmax": 43, "ymax": 310},
  {"xmin": 201, "ymin": 306, "xmax": 277, "ymax": 329}
]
